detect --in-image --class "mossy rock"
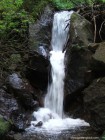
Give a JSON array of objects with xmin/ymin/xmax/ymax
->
[
  {"xmin": 70, "ymin": 12, "xmax": 94, "ymax": 47},
  {"xmin": 0, "ymin": 117, "xmax": 10, "ymax": 137},
  {"xmin": 101, "ymin": 131, "xmax": 105, "ymax": 140},
  {"xmin": 10, "ymin": 54, "xmax": 21, "ymax": 63}
]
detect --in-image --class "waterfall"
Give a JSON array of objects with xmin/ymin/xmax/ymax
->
[
  {"xmin": 45, "ymin": 11, "xmax": 73, "ymax": 117},
  {"xmin": 26, "ymin": 11, "xmax": 89, "ymax": 133}
]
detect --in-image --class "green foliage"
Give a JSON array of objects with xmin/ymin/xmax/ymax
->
[
  {"xmin": 23, "ymin": 0, "xmax": 49, "ymax": 20},
  {"xmin": 49, "ymin": 0, "xmax": 73, "ymax": 10},
  {"xmin": 0, "ymin": 117, "xmax": 10, "ymax": 135},
  {"xmin": 0, "ymin": 0, "xmax": 105, "ymax": 43},
  {"xmin": 32, "ymin": 0, "xmax": 48, "ymax": 20},
  {"xmin": 50, "ymin": 0, "xmax": 105, "ymax": 10},
  {"xmin": 0, "ymin": 0, "xmax": 32, "ymax": 41}
]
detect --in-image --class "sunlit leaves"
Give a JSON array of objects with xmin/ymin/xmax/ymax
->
[{"xmin": 0, "ymin": 0, "xmax": 30, "ymax": 40}]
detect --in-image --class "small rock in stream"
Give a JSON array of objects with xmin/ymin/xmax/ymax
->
[{"xmin": 35, "ymin": 121, "xmax": 43, "ymax": 127}]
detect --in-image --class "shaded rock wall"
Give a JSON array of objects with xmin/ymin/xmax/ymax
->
[
  {"xmin": 64, "ymin": 12, "xmax": 94, "ymax": 117},
  {"xmin": 29, "ymin": 5, "xmax": 54, "ymax": 50},
  {"xmin": 65, "ymin": 12, "xmax": 94, "ymax": 96},
  {"xmin": 83, "ymin": 77, "xmax": 105, "ymax": 132},
  {"xmin": 26, "ymin": 51, "xmax": 50, "ymax": 90}
]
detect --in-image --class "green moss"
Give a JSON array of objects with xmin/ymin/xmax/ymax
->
[
  {"xmin": 72, "ymin": 44, "xmax": 85, "ymax": 51},
  {"xmin": 10, "ymin": 54, "xmax": 21, "ymax": 63},
  {"xmin": 101, "ymin": 131, "xmax": 105, "ymax": 140},
  {"xmin": 71, "ymin": 13, "xmax": 80, "ymax": 21},
  {"xmin": 0, "ymin": 117, "xmax": 10, "ymax": 135}
]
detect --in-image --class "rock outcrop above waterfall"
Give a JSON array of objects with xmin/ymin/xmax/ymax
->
[
  {"xmin": 27, "ymin": 5, "xmax": 52, "ymax": 91},
  {"xmin": 70, "ymin": 12, "xmax": 93, "ymax": 46},
  {"xmin": 29, "ymin": 5, "xmax": 54, "ymax": 50}
]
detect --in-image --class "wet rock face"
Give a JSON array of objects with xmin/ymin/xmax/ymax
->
[
  {"xmin": 0, "ymin": 89, "xmax": 18, "ymax": 120},
  {"xmin": 28, "ymin": 5, "xmax": 52, "ymax": 91},
  {"xmin": 29, "ymin": 5, "xmax": 54, "ymax": 50},
  {"xmin": 6, "ymin": 73, "xmax": 39, "ymax": 110},
  {"xmin": 37, "ymin": 44, "xmax": 49, "ymax": 59},
  {"xmin": 83, "ymin": 77, "xmax": 105, "ymax": 132},
  {"xmin": 26, "ymin": 51, "xmax": 50, "ymax": 90},
  {"xmin": 0, "ymin": 89, "xmax": 31, "ymax": 132}
]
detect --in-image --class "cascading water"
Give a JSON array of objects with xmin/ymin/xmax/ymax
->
[
  {"xmin": 26, "ymin": 11, "xmax": 89, "ymax": 133},
  {"xmin": 44, "ymin": 51, "xmax": 65, "ymax": 117},
  {"xmin": 44, "ymin": 11, "xmax": 72, "ymax": 117}
]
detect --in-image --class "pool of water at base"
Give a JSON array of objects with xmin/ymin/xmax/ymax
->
[{"xmin": 19, "ymin": 126, "xmax": 100, "ymax": 140}]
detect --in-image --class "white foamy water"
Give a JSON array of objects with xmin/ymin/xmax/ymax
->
[
  {"xmin": 26, "ymin": 11, "xmax": 89, "ymax": 133},
  {"xmin": 26, "ymin": 108, "xmax": 89, "ymax": 133},
  {"xmin": 45, "ymin": 11, "xmax": 73, "ymax": 117},
  {"xmin": 44, "ymin": 50, "xmax": 65, "ymax": 117}
]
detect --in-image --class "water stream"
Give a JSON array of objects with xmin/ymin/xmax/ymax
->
[
  {"xmin": 26, "ymin": 11, "xmax": 89, "ymax": 134},
  {"xmin": 44, "ymin": 11, "xmax": 72, "ymax": 117}
]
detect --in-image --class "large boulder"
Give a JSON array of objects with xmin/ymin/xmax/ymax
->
[
  {"xmin": 6, "ymin": 73, "xmax": 39, "ymax": 110},
  {"xmin": 69, "ymin": 12, "xmax": 93, "ymax": 46},
  {"xmin": 91, "ymin": 42, "xmax": 105, "ymax": 73},
  {"xmin": 26, "ymin": 51, "xmax": 50, "ymax": 90},
  {"xmin": 64, "ymin": 12, "xmax": 94, "ymax": 95},
  {"xmin": 64, "ymin": 12, "xmax": 94, "ymax": 116},
  {"xmin": 83, "ymin": 77, "xmax": 105, "ymax": 132}
]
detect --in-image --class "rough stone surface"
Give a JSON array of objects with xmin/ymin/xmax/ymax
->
[
  {"xmin": 37, "ymin": 45, "xmax": 49, "ymax": 59},
  {"xmin": 6, "ymin": 73, "xmax": 39, "ymax": 110},
  {"xmin": 64, "ymin": 12, "xmax": 94, "ymax": 96},
  {"xmin": 70, "ymin": 12, "xmax": 93, "ymax": 46},
  {"xmin": 65, "ymin": 48, "xmax": 92, "ymax": 96},
  {"xmin": 64, "ymin": 12, "xmax": 94, "ymax": 117},
  {"xmin": 83, "ymin": 77, "xmax": 105, "ymax": 132},
  {"xmin": 29, "ymin": 5, "xmax": 54, "ymax": 50},
  {"xmin": 91, "ymin": 42, "xmax": 105, "ymax": 72},
  {"xmin": 0, "ymin": 89, "xmax": 31, "ymax": 132},
  {"xmin": 26, "ymin": 51, "xmax": 50, "ymax": 90}
]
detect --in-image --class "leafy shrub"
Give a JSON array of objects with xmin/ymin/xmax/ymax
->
[
  {"xmin": 50, "ymin": 0, "xmax": 105, "ymax": 10},
  {"xmin": 0, "ymin": 0, "xmax": 32, "ymax": 42}
]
